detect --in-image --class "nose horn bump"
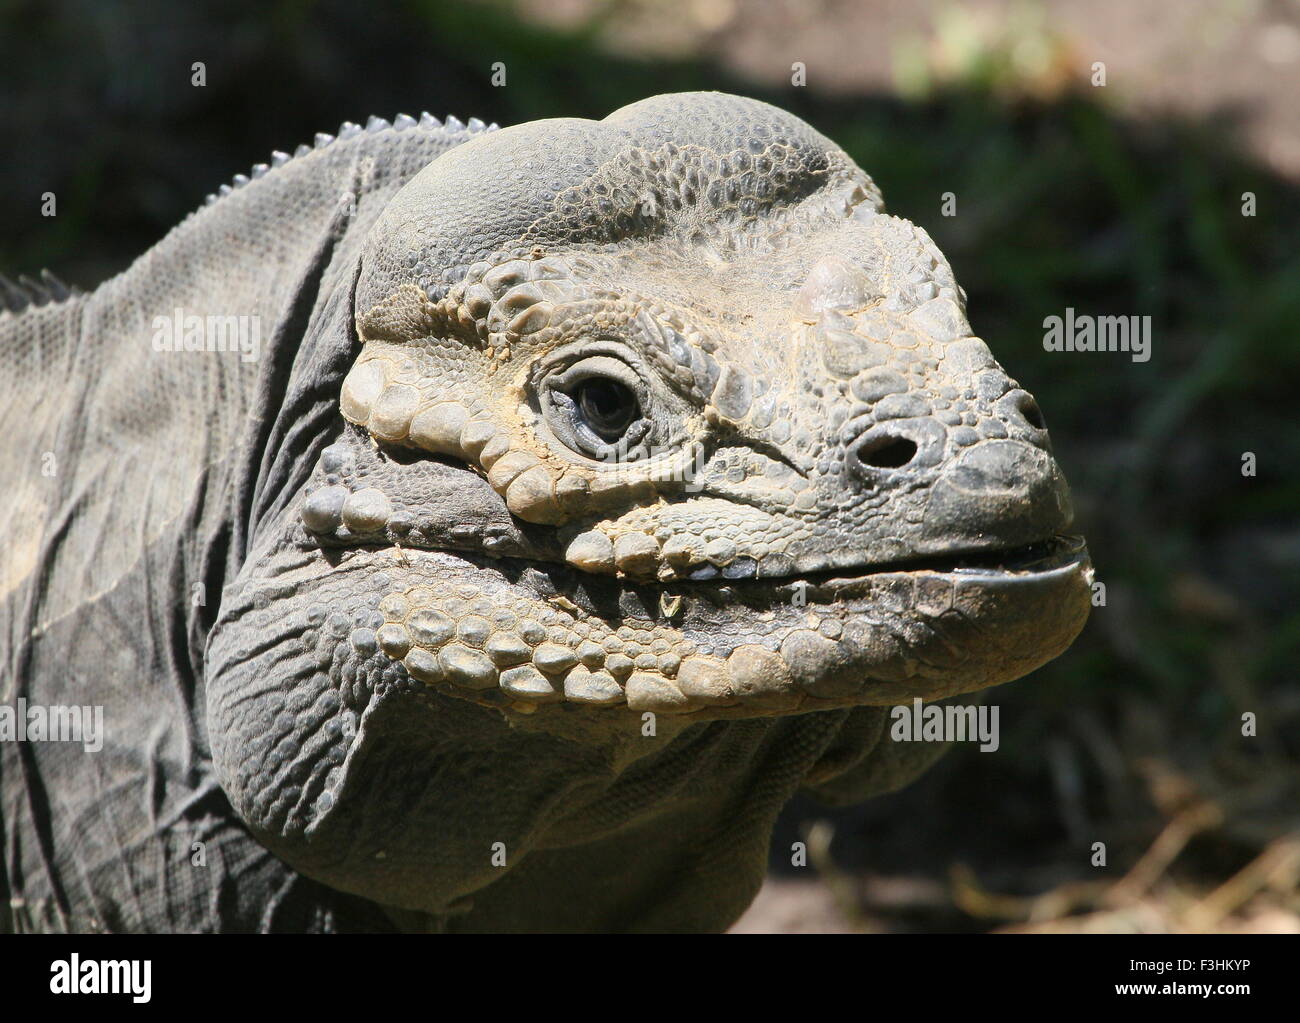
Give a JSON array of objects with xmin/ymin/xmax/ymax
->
[
  {"xmin": 921, "ymin": 439, "xmax": 1073, "ymax": 548},
  {"xmin": 794, "ymin": 256, "xmax": 882, "ymax": 320}
]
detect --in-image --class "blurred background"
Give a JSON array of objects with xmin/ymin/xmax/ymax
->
[{"xmin": 3, "ymin": 0, "xmax": 1297, "ymax": 932}]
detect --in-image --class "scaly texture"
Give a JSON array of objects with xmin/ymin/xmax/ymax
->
[{"xmin": 0, "ymin": 94, "xmax": 1090, "ymax": 933}]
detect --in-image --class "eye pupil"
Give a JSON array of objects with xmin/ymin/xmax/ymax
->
[{"xmin": 577, "ymin": 378, "xmax": 637, "ymax": 439}]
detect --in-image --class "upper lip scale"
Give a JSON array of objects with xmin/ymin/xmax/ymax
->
[{"xmin": 656, "ymin": 534, "xmax": 1090, "ymax": 595}]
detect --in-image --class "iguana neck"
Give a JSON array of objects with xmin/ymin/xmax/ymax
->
[{"xmin": 0, "ymin": 115, "xmax": 492, "ymax": 645}]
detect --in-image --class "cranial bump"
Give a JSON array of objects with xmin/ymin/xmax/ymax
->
[
  {"xmin": 562, "ymin": 666, "xmax": 624, "ymax": 705},
  {"xmin": 367, "ymin": 385, "xmax": 421, "ymax": 442},
  {"xmin": 340, "ymin": 360, "xmax": 387, "ymax": 423},
  {"xmin": 505, "ymin": 466, "xmax": 562, "ymax": 525},
  {"xmin": 342, "ymin": 488, "xmax": 392, "ymax": 532},
  {"xmin": 564, "ymin": 531, "xmax": 616, "ymax": 574},
  {"xmin": 301, "ymin": 485, "xmax": 349, "ymax": 533},
  {"xmin": 408, "ymin": 402, "xmax": 468, "ymax": 455},
  {"xmin": 612, "ymin": 532, "xmax": 661, "ymax": 576}
]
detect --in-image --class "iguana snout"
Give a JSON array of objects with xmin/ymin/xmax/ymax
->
[{"xmin": 917, "ymin": 437, "xmax": 1073, "ymax": 553}]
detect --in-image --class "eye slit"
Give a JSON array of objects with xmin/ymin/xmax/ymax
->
[{"xmin": 575, "ymin": 377, "xmax": 638, "ymax": 440}]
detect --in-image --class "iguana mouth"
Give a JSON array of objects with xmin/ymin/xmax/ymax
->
[
  {"xmin": 283, "ymin": 528, "xmax": 1091, "ymax": 720},
  {"xmin": 320, "ymin": 530, "xmax": 1085, "ymax": 592}
]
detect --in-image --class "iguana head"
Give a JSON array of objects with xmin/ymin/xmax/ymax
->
[{"xmin": 301, "ymin": 92, "xmax": 1091, "ymax": 720}]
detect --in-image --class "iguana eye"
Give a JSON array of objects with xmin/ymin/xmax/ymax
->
[
  {"xmin": 576, "ymin": 377, "xmax": 638, "ymax": 441},
  {"xmin": 541, "ymin": 355, "xmax": 651, "ymax": 461}
]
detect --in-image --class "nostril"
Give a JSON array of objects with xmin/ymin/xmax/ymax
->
[
  {"xmin": 1018, "ymin": 394, "xmax": 1046, "ymax": 430},
  {"xmin": 856, "ymin": 434, "xmax": 918, "ymax": 469}
]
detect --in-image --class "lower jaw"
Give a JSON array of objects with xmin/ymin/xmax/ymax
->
[
  {"xmin": 378, "ymin": 534, "xmax": 1094, "ymax": 721},
  {"xmin": 638, "ymin": 534, "xmax": 1095, "ymax": 717}
]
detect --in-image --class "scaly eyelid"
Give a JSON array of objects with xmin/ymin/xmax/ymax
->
[
  {"xmin": 530, "ymin": 335, "xmax": 645, "ymax": 387},
  {"xmin": 548, "ymin": 355, "xmax": 644, "ymax": 396}
]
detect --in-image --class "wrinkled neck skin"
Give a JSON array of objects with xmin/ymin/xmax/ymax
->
[
  {"xmin": 205, "ymin": 93, "xmax": 1091, "ymax": 928},
  {"xmin": 208, "ymin": 463, "xmax": 891, "ymax": 929}
]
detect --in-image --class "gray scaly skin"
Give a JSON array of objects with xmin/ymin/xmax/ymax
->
[{"xmin": 0, "ymin": 94, "xmax": 1091, "ymax": 933}]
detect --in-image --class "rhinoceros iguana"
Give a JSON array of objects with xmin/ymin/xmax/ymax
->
[{"xmin": 0, "ymin": 92, "xmax": 1090, "ymax": 933}]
